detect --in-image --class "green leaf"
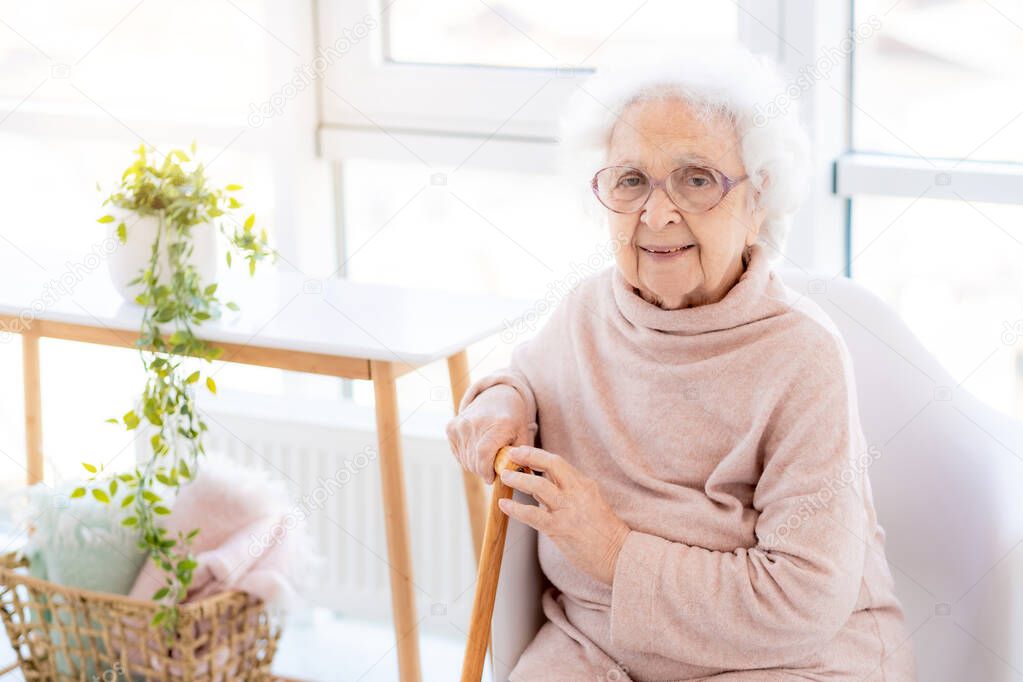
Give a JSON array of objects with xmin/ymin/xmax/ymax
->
[
  {"xmin": 228, "ymin": 197, "xmax": 241, "ymax": 209},
  {"xmin": 116, "ymin": 222, "xmax": 127, "ymax": 243},
  {"xmin": 92, "ymin": 489, "xmax": 110, "ymax": 504},
  {"xmin": 97, "ymin": 215, "xmax": 115, "ymax": 224},
  {"xmin": 225, "ymin": 301, "xmax": 239, "ymax": 311},
  {"xmin": 153, "ymin": 587, "xmax": 170, "ymax": 600},
  {"xmin": 122, "ymin": 516, "xmax": 138, "ymax": 527},
  {"xmin": 206, "ymin": 376, "xmax": 217, "ymax": 394},
  {"xmin": 108, "ymin": 479, "xmax": 118, "ymax": 496},
  {"xmin": 82, "ymin": 462, "xmax": 97, "ymax": 473},
  {"xmin": 142, "ymin": 490, "xmax": 161, "ymax": 503},
  {"xmin": 226, "ymin": 251, "xmax": 232, "ymax": 267},
  {"xmin": 177, "ymin": 558, "xmax": 198, "ymax": 571},
  {"xmin": 121, "ymin": 494, "xmax": 135, "ymax": 508},
  {"xmin": 153, "ymin": 506, "xmax": 172, "ymax": 516},
  {"xmin": 123, "ymin": 411, "xmax": 140, "ymax": 430},
  {"xmin": 185, "ymin": 370, "xmax": 200, "ymax": 384},
  {"xmin": 168, "ymin": 330, "xmax": 189, "ymax": 345},
  {"xmin": 243, "ymin": 214, "xmax": 255, "ymax": 232},
  {"xmin": 225, "ymin": 184, "xmax": 243, "ymax": 191},
  {"xmin": 70, "ymin": 487, "xmax": 86, "ymax": 498}
]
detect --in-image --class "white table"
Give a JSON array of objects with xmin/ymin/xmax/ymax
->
[{"xmin": 0, "ymin": 256, "xmax": 533, "ymax": 682}]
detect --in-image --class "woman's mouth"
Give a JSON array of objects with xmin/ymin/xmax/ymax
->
[{"xmin": 638, "ymin": 244, "xmax": 695, "ymax": 259}]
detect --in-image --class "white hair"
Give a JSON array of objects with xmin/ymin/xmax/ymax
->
[{"xmin": 557, "ymin": 42, "xmax": 811, "ymax": 258}]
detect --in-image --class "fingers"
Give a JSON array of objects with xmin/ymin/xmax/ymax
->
[
  {"xmin": 499, "ymin": 469, "xmax": 561, "ymax": 509},
  {"xmin": 446, "ymin": 416, "xmax": 485, "ymax": 483},
  {"xmin": 473, "ymin": 439, "xmax": 499, "ymax": 484},
  {"xmin": 506, "ymin": 446, "xmax": 567, "ymax": 485},
  {"xmin": 497, "ymin": 497, "xmax": 549, "ymax": 532},
  {"xmin": 446, "ymin": 401, "xmax": 531, "ymax": 485}
]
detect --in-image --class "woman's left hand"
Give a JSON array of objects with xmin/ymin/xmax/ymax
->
[{"xmin": 497, "ymin": 445, "xmax": 631, "ymax": 587}]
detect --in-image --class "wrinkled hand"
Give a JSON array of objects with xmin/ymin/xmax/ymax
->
[
  {"xmin": 446, "ymin": 385, "xmax": 532, "ymax": 485},
  {"xmin": 497, "ymin": 445, "xmax": 630, "ymax": 587}
]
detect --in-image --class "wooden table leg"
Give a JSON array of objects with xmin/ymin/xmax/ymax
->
[
  {"xmin": 370, "ymin": 360, "xmax": 422, "ymax": 682},
  {"xmin": 447, "ymin": 350, "xmax": 487, "ymax": 566},
  {"xmin": 22, "ymin": 333, "xmax": 44, "ymax": 485}
]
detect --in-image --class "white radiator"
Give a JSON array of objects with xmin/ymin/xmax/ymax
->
[{"xmin": 139, "ymin": 390, "xmax": 483, "ymax": 637}]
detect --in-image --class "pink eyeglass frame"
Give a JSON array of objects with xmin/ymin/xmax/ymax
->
[{"xmin": 590, "ymin": 164, "xmax": 750, "ymax": 214}]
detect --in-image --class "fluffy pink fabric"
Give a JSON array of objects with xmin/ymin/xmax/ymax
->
[
  {"xmin": 128, "ymin": 457, "xmax": 305, "ymax": 608},
  {"xmin": 119, "ymin": 458, "xmax": 308, "ymax": 676},
  {"xmin": 461, "ymin": 243, "xmax": 917, "ymax": 680}
]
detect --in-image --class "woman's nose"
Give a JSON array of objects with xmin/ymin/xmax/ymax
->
[{"xmin": 640, "ymin": 185, "xmax": 681, "ymax": 231}]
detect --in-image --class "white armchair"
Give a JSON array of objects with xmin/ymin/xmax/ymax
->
[{"xmin": 487, "ymin": 270, "xmax": 1023, "ymax": 681}]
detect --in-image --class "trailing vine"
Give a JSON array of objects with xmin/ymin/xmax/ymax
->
[{"xmin": 74, "ymin": 143, "xmax": 274, "ymax": 641}]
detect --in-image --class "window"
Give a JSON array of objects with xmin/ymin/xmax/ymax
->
[
  {"xmin": 843, "ymin": 0, "xmax": 1023, "ymax": 418},
  {"xmin": 852, "ymin": 0, "xmax": 1023, "ymax": 163},
  {"xmin": 318, "ymin": 0, "xmax": 751, "ymax": 142},
  {"xmin": 0, "ymin": 0, "xmax": 334, "ymax": 488},
  {"xmin": 386, "ymin": 1, "xmax": 738, "ymax": 69}
]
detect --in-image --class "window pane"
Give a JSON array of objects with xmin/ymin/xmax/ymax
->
[
  {"xmin": 340, "ymin": 157, "xmax": 610, "ymax": 414},
  {"xmin": 0, "ymin": 0, "xmax": 270, "ymax": 118},
  {"xmin": 850, "ymin": 195, "xmax": 1023, "ymax": 419},
  {"xmin": 386, "ymin": 0, "xmax": 738, "ymax": 69},
  {"xmin": 852, "ymin": 0, "xmax": 1023, "ymax": 163}
]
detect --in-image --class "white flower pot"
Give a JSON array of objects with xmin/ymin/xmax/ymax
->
[{"xmin": 106, "ymin": 208, "xmax": 218, "ymax": 304}]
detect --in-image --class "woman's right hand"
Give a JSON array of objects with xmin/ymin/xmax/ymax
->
[{"xmin": 446, "ymin": 384, "xmax": 531, "ymax": 484}]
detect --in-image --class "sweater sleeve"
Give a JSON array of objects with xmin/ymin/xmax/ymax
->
[{"xmin": 608, "ymin": 331, "xmax": 870, "ymax": 669}]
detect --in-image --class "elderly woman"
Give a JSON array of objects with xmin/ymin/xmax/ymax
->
[{"xmin": 447, "ymin": 45, "xmax": 916, "ymax": 681}]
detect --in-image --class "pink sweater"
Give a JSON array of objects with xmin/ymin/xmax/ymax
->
[{"xmin": 459, "ymin": 242, "xmax": 917, "ymax": 681}]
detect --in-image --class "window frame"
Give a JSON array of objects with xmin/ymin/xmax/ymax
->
[
  {"xmin": 318, "ymin": 0, "xmax": 855, "ymax": 275},
  {"xmin": 839, "ymin": 0, "xmax": 1023, "ymax": 265}
]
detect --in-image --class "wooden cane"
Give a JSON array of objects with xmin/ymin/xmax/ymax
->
[{"xmin": 460, "ymin": 445, "xmax": 533, "ymax": 682}]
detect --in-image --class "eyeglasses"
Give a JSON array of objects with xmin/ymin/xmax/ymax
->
[{"xmin": 591, "ymin": 164, "xmax": 749, "ymax": 214}]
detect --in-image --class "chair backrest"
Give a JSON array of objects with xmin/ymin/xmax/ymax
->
[
  {"xmin": 778, "ymin": 270, "xmax": 1023, "ymax": 681},
  {"xmin": 490, "ymin": 270, "xmax": 1023, "ymax": 682}
]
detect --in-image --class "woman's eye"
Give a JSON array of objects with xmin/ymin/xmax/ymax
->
[
  {"xmin": 687, "ymin": 173, "xmax": 714, "ymax": 188},
  {"xmin": 618, "ymin": 175, "xmax": 644, "ymax": 188}
]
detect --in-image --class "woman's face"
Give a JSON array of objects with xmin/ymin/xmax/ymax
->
[{"xmin": 605, "ymin": 97, "xmax": 765, "ymax": 310}]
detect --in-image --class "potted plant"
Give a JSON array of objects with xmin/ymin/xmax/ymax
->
[{"xmin": 76, "ymin": 143, "xmax": 274, "ymax": 637}]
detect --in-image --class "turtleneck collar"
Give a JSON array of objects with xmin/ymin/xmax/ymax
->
[{"xmin": 610, "ymin": 242, "xmax": 779, "ymax": 335}]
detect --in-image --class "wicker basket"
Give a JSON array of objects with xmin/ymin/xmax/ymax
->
[{"xmin": 0, "ymin": 552, "xmax": 281, "ymax": 681}]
